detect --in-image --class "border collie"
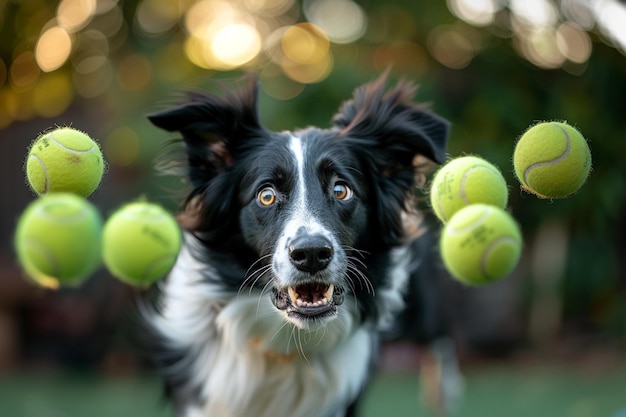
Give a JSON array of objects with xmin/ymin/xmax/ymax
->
[{"xmin": 146, "ymin": 72, "xmax": 456, "ymax": 417}]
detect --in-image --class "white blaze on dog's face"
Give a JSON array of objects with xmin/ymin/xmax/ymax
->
[
  {"xmin": 235, "ymin": 125, "xmax": 370, "ymax": 330},
  {"xmin": 269, "ymin": 136, "xmax": 351, "ymax": 328}
]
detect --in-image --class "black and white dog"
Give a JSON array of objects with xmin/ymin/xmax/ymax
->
[{"xmin": 146, "ymin": 73, "xmax": 458, "ymax": 417}]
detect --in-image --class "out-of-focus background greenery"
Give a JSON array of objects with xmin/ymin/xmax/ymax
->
[{"xmin": 0, "ymin": 0, "xmax": 625, "ymax": 416}]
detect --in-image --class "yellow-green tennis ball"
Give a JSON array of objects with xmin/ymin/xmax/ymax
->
[
  {"xmin": 513, "ymin": 121, "xmax": 592, "ymax": 199},
  {"xmin": 430, "ymin": 155, "xmax": 508, "ymax": 223},
  {"xmin": 440, "ymin": 204, "xmax": 522, "ymax": 285},
  {"xmin": 26, "ymin": 127, "xmax": 105, "ymax": 197},
  {"xmin": 14, "ymin": 193, "xmax": 103, "ymax": 289},
  {"xmin": 103, "ymin": 202, "xmax": 182, "ymax": 287}
]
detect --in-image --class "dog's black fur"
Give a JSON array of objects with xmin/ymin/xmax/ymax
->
[{"xmin": 146, "ymin": 73, "xmax": 455, "ymax": 417}]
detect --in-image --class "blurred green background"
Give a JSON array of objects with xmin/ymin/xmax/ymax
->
[{"xmin": 0, "ymin": 0, "xmax": 625, "ymax": 416}]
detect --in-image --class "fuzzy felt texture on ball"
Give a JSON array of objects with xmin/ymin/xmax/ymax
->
[
  {"xmin": 26, "ymin": 127, "xmax": 105, "ymax": 197},
  {"xmin": 14, "ymin": 193, "xmax": 103, "ymax": 289},
  {"xmin": 440, "ymin": 204, "xmax": 522, "ymax": 285},
  {"xmin": 513, "ymin": 121, "xmax": 592, "ymax": 199},
  {"xmin": 103, "ymin": 202, "xmax": 182, "ymax": 287},
  {"xmin": 430, "ymin": 155, "xmax": 508, "ymax": 223}
]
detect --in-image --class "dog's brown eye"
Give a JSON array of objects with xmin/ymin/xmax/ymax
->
[
  {"xmin": 333, "ymin": 182, "xmax": 353, "ymax": 201},
  {"xmin": 258, "ymin": 187, "xmax": 277, "ymax": 206}
]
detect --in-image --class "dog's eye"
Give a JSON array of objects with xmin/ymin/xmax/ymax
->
[
  {"xmin": 258, "ymin": 187, "xmax": 277, "ymax": 206},
  {"xmin": 333, "ymin": 182, "xmax": 353, "ymax": 201}
]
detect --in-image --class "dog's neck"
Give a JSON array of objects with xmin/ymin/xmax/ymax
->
[{"xmin": 154, "ymin": 263, "xmax": 373, "ymax": 417}]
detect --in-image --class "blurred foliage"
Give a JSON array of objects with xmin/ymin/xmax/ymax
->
[{"xmin": 1, "ymin": 0, "xmax": 625, "ymax": 344}]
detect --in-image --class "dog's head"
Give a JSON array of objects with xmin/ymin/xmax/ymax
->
[{"xmin": 148, "ymin": 74, "xmax": 448, "ymax": 329}]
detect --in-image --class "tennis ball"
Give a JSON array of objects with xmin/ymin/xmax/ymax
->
[
  {"xmin": 513, "ymin": 121, "xmax": 592, "ymax": 199},
  {"xmin": 440, "ymin": 204, "xmax": 522, "ymax": 285},
  {"xmin": 103, "ymin": 202, "xmax": 182, "ymax": 287},
  {"xmin": 14, "ymin": 193, "xmax": 103, "ymax": 289},
  {"xmin": 430, "ymin": 155, "xmax": 508, "ymax": 223},
  {"xmin": 26, "ymin": 126, "xmax": 105, "ymax": 197}
]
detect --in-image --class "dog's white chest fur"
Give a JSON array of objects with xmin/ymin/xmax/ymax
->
[{"xmin": 151, "ymin": 245, "xmax": 375, "ymax": 417}]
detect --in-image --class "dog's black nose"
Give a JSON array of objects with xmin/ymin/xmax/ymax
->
[{"xmin": 288, "ymin": 235, "xmax": 333, "ymax": 273}]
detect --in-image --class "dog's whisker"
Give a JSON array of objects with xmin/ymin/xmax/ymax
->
[
  {"xmin": 313, "ymin": 324, "xmax": 328, "ymax": 348},
  {"xmin": 295, "ymin": 328, "xmax": 311, "ymax": 365},
  {"xmin": 256, "ymin": 275, "xmax": 276, "ymax": 319},
  {"xmin": 238, "ymin": 255, "xmax": 273, "ymax": 297},
  {"xmin": 244, "ymin": 253, "xmax": 273, "ymax": 277},
  {"xmin": 345, "ymin": 265, "xmax": 364, "ymax": 294},
  {"xmin": 333, "ymin": 311, "xmax": 349, "ymax": 334},
  {"xmin": 346, "ymin": 254, "xmax": 368, "ymax": 270},
  {"xmin": 269, "ymin": 319, "xmax": 292, "ymax": 345},
  {"xmin": 242, "ymin": 254, "xmax": 272, "ymax": 282},
  {"xmin": 343, "ymin": 245, "xmax": 370, "ymax": 259},
  {"xmin": 346, "ymin": 260, "xmax": 375, "ymax": 296},
  {"xmin": 286, "ymin": 324, "xmax": 298, "ymax": 358},
  {"xmin": 248, "ymin": 264, "xmax": 273, "ymax": 297}
]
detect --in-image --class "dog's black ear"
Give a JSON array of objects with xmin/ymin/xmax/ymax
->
[
  {"xmin": 333, "ymin": 72, "xmax": 449, "ymax": 247},
  {"xmin": 148, "ymin": 76, "xmax": 265, "ymax": 189},
  {"xmin": 332, "ymin": 71, "xmax": 449, "ymax": 167}
]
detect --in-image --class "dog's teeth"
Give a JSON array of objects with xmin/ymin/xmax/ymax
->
[
  {"xmin": 288, "ymin": 287, "xmax": 298, "ymax": 303},
  {"xmin": 324, "ymin": 284, "xmax": 334, "ymax": 301},
  {"xmin": 288, "ymin": 284, "xmax": 335, "ymax": 309}
]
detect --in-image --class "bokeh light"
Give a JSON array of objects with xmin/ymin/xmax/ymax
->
[
  {"xmin": 281, "ymin": 50, "xmax": 333, "ymax": 84},
  {"xmin": 135, "ymin": 0, "xmax": 181, "ymax": 36},
  {"xmin": 445, "ymin": 0, "xmax": 626, "ymax": 71},
  {"xmin": 57, "ymin": 0, "xmax": 97, "ymax": 32},
  {"xmin": 510, "ymin": 0, "xmax": 558, "ymax": 28},
  {"xmin": 243, "ymin": 0, "xmax": 294, "ymax": 15},
  {"xmin": 10, "ymin": 52, "xmax": 40, "ymax": 92},
  {"xmin": 281, "ymin": 23, "xmax": 329, "ymax": 65},
  {"xmin": 593, "ymin": 0, "xmax": 626, "ymax": 54},
  {"xmin": 561, "ymin": 0, "xmax": 595, "ymax": 30},
  {"xmin": 73, "ymin": 56, "xmax": 113, "ymax": 98},
  {"xmin": 428, "ymin": 24, "xmax": 479, "ymax": 69},
  {"xmin": 0, "ymin": 0, "xmax": 624, "ymax": 131},
  {"xmin": 447, "ymin": 0, "xmax": 500, "ymax": 27},
  {"xmin": 35, "ymin": 26, "xmax": 73, "ymax": 72},
  {"xmin": 515, "ymin": 27, "xmax": 565, "ymax": 69},
  {"xmin": 211, "ymin": 23, "xmax": 262, "ymax": 68},
  {"xmin": 556, "ymin": 22, "xmax": 592, "ymax": 64},
  {"xmin": 304, "ymin": 0, "xmax": 367, "ymax": 44}
]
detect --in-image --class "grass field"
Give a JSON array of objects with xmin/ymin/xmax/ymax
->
[{"xmin": 1, "ymin": 360, "xmax": 625, "ymax": 417}]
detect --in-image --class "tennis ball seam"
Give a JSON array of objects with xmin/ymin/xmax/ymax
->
[
  {"xmin": 22, "ymin": 237, "xmax": 60, "ymax": 276},
  {"xmin": 459, "ymin": 165, "xmax": 504, "ymax": 205},
  {"xmin": 481, "ymin": 236, "xmax": 518, "ymax": 281},
  {"xmin": 434, "ymin": 186, "xmax": 448, "ymax": 222},
  {"xmin": 28, "ymin": 154, "xmax": 49, "ymax": 194},
  {"xmin": 522, "ymin": 123, "xmax": 571, "ymax": 186},
  {"xmin": 445, "ymin": 207, "xmax": 490, "ymax": 235},
  {"xmin": 48, "ymin": 133, "xmax": 96, "ymax": 154}
]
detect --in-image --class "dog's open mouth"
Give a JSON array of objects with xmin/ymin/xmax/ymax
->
[{"xmin": 272, "ymin": 283, "xmax": 344, "ymax": 318}]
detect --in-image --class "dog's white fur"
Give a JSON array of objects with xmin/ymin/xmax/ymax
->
[{"xmin": 150, "ymin": 133, "xmax": 414, "ymax": 416}]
